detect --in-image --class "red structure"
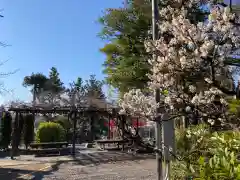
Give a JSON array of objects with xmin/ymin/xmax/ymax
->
[
  {"xmin": 132, "ymin": 118, "xmax": 146, "ymax": 128},
  {"xmin": 104, "ymin": 118, "xmax": 146, "ymax": 139},
  {"xmin": 104, "ymin": 119, "xmax": 115, "ymax": 128},
  {"xmin": 104, "ymin": 118, "xmax": 146, "ymax": 128},
  {"xmin": 104, "ymin": 118, "xmax": 147, "ymax": 137}
]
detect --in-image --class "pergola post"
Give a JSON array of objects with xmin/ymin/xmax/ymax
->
[
  {"xmin": 136, "ymin": 117, "xmax": 139, "ymax": 135},
  {"xmin": 90, "ymin": 112, "xmax": 95, "ymax": 142},
  {"xmin": 112, "ymin": 108, "xmax": 116, "ymax": 139},
  {"xmin": 120, "ymin": 115, "xmax": 125, "ymax": 151},
  {"xmin": 71, "ymin": 110, "xmax": 77, "ymax": 156},
  {"xmin": 108, "ymin": 114, "xmax": 111, "ymax": 139}
]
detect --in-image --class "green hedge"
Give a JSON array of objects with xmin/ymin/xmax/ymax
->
[{"xmin": 35, "ymin": 122, "xmax": 66, "ymax": 143}]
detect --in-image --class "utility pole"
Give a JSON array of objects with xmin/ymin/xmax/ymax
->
[
  {"xmin": 152, "ymin": 0, "xmax": 163, "ymax": 180},
  {"xmin": 124, "ymin": 0, "xmax": 128, "ymax": 8},
  {"xmin": 229, "ymin": 0, "xmax": 232, "ymax": 12}
]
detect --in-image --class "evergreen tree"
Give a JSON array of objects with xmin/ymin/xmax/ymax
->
[
  {"xmin": 22, "ymin": 73, "xmax": 49, "ymax": 103},
  {"xmin": 0, "ymin": 112, "xmax": 12, "ymax": 149},
  {"xmin": 84, "ymin": 75, "xmax": 105, "ymax": 99},
  {"xmin": 99, "ymin": 0, "xmax": 151, "ymax": 96},
  {"xmin": 47, "ymin": 67, "xmax": 65, "ymax": 93},
  {"xmin": 23, "ymin": 114, "xmax": 35, "ymax": 149},
  {"xmin": 15, "ymin": 114, "xmax": 24, "ymax": 148},
  {"xmin": 11, "ymin": 113, "xmax": 24, "ymax": 159}
]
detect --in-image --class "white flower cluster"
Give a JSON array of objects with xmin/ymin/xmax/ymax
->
[
  {"xmin": 191, "ymin": 87, "xmax": 227, "ymax": 105},
  {"xmin": 119, "ymin": 1, "xmax": 240, "ymax": 121},
  {"xmin": 155, "ymin": 4, "xmax": 238, "ymax": 107},
  {"xmin": 118, "ymin": 89, "xmax": 158, "ymax": 119}
]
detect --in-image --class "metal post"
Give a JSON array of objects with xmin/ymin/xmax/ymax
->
[
  {"xmin": 72, "ymin": 111, "xmax": 77, "ymax": 156},
  {"xmin": 152, "ymin": 0, "xmax": 163, "ymax": 179}
]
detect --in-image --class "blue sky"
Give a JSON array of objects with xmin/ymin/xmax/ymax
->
[{"xmin": 0, "ymin": 0, "xmax": 122, "ymax": 104}]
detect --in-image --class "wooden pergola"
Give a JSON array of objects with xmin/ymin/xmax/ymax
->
[{"xmin": 7, "ymin": 98, "xmax": 121, "ymax": 157}]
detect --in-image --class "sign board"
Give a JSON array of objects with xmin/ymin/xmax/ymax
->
[{"xmin": 162, "ymin": 113, "xmax": 175, "ymax": 161}]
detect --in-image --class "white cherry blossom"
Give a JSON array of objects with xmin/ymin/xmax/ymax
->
[{"xmin": 119, "ymin": 1, "xmax": 240, "ymax": 125}]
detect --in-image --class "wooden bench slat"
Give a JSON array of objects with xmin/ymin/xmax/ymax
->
[
  {"xmin": 30, "ymin": 142, "xmax": 68, "ymax": 145},
  {"xmin": 96, "ymin": 139, "xmax": 128, "ymax": 150},
  {"xmin": 96, "ymin": 140, "xmax": 127, "ymax": 144},
  {"xmin": 30, "ymin": 142, "xmax": 68, "ymax": 149}
]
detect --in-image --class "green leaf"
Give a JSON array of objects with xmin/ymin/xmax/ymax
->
[
  {"xmin": 224, "ymin": 147, "xmax": 229, "ymax": 157},
  {"xmin": 199, "ymin": 156, "xmax": 205, "ymax": 166},
  {"xmin": 209, "ymin": 158, "xmax": 213, "ymax": 168},
  {"xmin": 162, "ymin": 89, "xmax": 168, "ymax": 95},
  {"xmin": 221, "ymin": 155, "xmax": 227, "ymax": 168},
  {"xmin": 189, "ymin": 164, "xmax": 195, "ymax": 173},
  {"xmin": 230, "ymin": 152, "xmax": 235, "ymax": 165}
]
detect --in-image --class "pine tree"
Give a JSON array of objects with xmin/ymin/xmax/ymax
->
[{"xmin": 48, "ymin": 67, "xmax": 64, "ymax": 93}]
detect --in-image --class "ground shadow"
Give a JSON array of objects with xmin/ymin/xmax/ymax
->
[
  {"xmin": 0, "ymin": 160, "xmax": 65, "ymax": 180},
  {"xmin": 27, "ymin": 161, "xmax": 63, "ymax": 180},
  {"xmin": 34, "ymin": 151, "xmax": 155, "ymax": 179},
  {"xmin": 59, "ymin": 151, "xmax": 156, "ymax": 168},
  {"xmin": 0, "ymin": 167, "xmax": 47, "ymax": 180},
  {"xmin": 0, "ymin": 150, "xmax": 9, "ymax": 158}
]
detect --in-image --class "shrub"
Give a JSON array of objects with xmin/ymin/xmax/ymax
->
[
  {"xmin": 23, "ymin": 114, "xmax": 35, "ymax": 149},
  {"xmin": 170, "ymin": 160, "xmax": 188, "ymax": 180},
  {"xmin": 35, "ymin": 122, "xmax": 66, "ymax": 143},
  {"xmin": 53, "ymin": 116, "xmax": 71, "ymax": 131},
  {"xmin": 175, "ymin": 124, "xmax": 211, "ymax": 166},
  {"xmin": 192, "ymin": 142, "xmax": 240, "ymax": 179},
  {"xmin": 209, "ymin": 131, "xmax": 240, "ymax": 154},
  {"xmin": 173, "ymin": 125, "xmax": 240, "ymax": 179},
  {"xmin": 0, "ymin": 111, "xmax": 12, "ymax": 149}
]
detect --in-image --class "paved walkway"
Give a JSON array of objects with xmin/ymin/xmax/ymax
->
[{"xmin": 0, "ymin": 151, "xmax": 156, "ymax": 179}]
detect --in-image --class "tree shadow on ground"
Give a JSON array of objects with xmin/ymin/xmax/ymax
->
[
  {"xmin": 0, "ymin": 151, "xmax": 155, "ymax": 179},
  {"xmin": 71, "ymin": 151, "xmax": 155, "ymax": 166},
  {"xmin": 0, "ymin": 167, "xmax": 47, "ymax": 180},
  {"xmin": 0, "ymin": 149, "xmax": 11, "ymax": 158},
  {"xmin": 34, "ymin": 151, "xmax": 155, "ymax": 179},
  {"xmin": 0, "ymin": 161, "xmax": 64, "ymax": 180}
]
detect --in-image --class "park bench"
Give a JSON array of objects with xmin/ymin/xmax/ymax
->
[
  {"xmin": 96, "ymin": 139, "xmax": 128, "ymax": 150},
  {"xmin": 30, "ymin": 142, "xmax": 68, "ymax": 149},
  {"xmin": 29, "ymin": 142, "xmax": 69, "ymax": 156}
]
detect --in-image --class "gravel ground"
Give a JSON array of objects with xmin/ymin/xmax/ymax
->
[{"xmin": 42, "ymin": 159, "xmax": 157, "ymax": 180}]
